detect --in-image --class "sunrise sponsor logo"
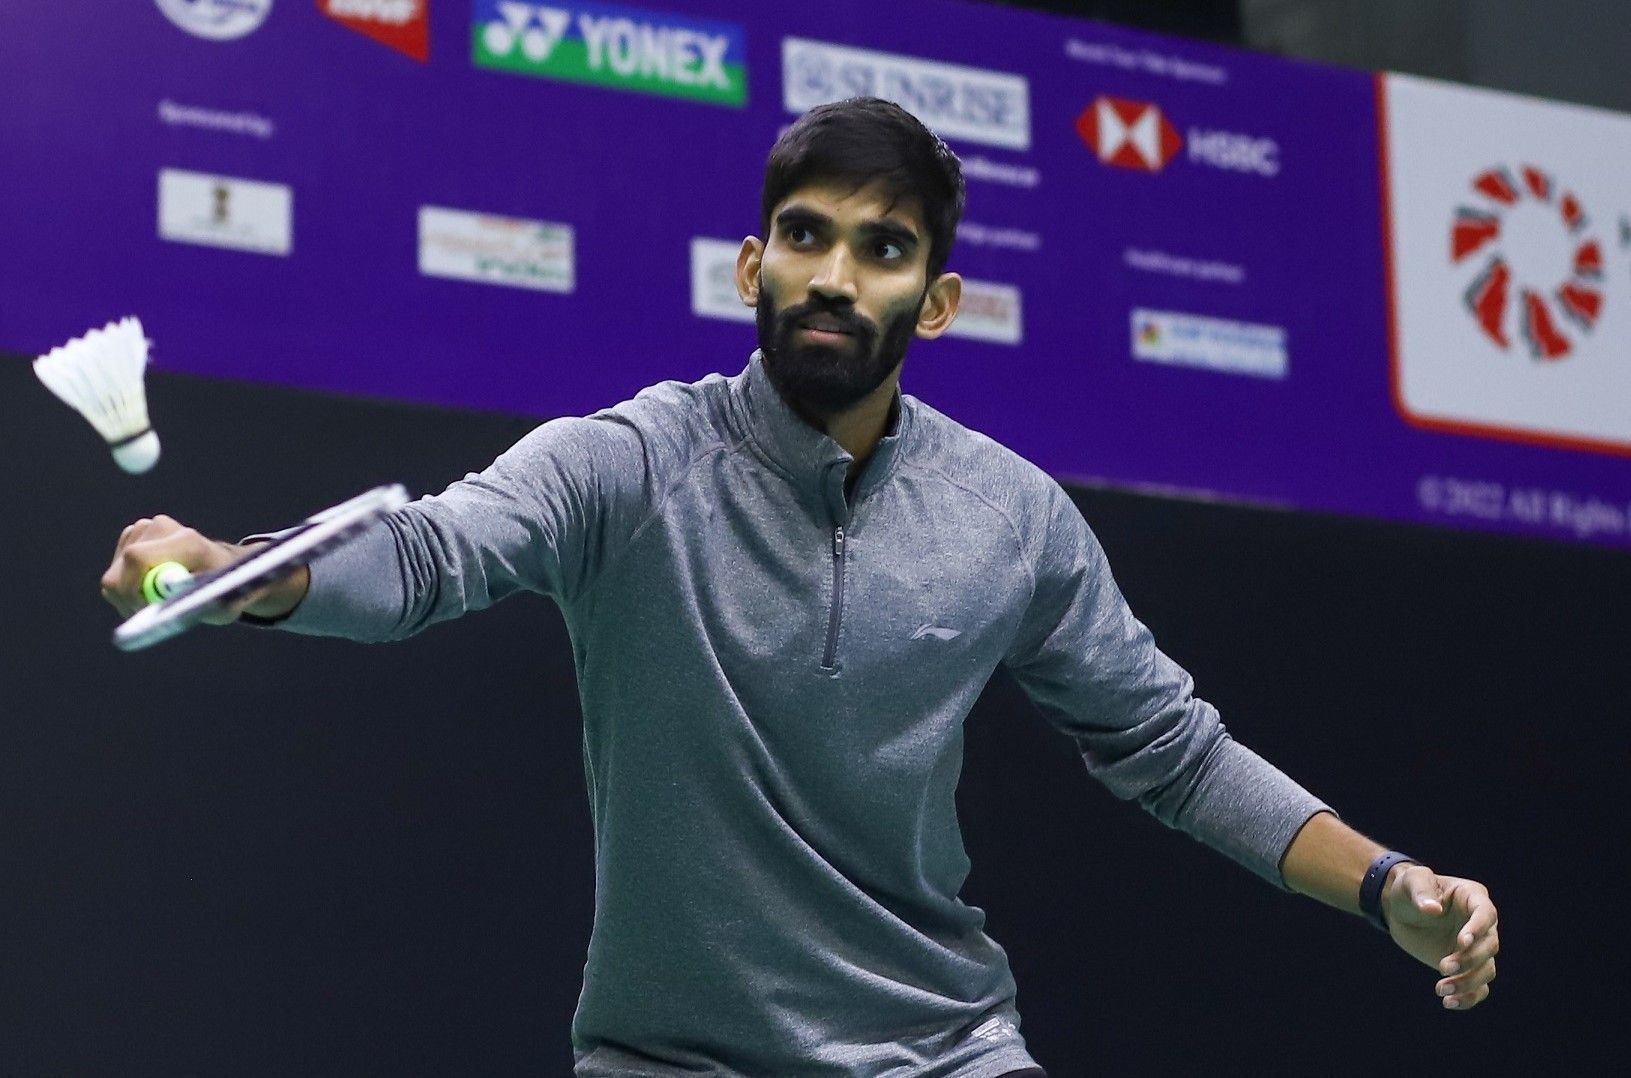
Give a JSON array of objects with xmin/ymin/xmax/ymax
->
[
  {"xmin": 154, "ymin": 0, "xmax": 273, "ymax": 41},
  {"xmin": 1076, "ymin": 95, "xmax": 1279, "ymax": 177},
  {"xmin": 472, "ymin": 1, "xmax": 746, "ymax": 107},
  {"xmin": 318, "ymin": 0, "xmax": 429, "ymax": 61},
  {"xmin": 1452, "ymin": 163, "xmax": 1605, "ymax": 361},
  {"xmin": 158, "ymin": 169, "xmax": 292, "ymax": 256},
  {"xmin": 782, "ymin": 38, "xmax": 1030, "ymax": 151}
]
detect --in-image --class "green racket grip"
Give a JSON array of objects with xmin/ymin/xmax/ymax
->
[{"xmin": 141, "ymin": 561, "xmax": 193, "ymax": 605}]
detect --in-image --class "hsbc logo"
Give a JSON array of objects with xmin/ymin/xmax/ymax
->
[
  {"xmin": 1077, "ymin": 96, "xmax": 1182, "ymax": 171},
  {"xmin": 1076, "ymin": 95, "xmax": 1280, "ymax": 178}
]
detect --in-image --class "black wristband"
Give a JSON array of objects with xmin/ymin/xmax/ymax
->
[{"xmin": 1359, "ymin": 851, "xmax": 1416, "ymax": 933}]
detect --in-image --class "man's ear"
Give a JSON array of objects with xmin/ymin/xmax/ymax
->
[
  {"xmin": 915, "ymin": 272, "xmax": 962, "ymax": 340},
  {"xmin": 736, "ymin": 236, "xmax": 765, "ymax": 307}
]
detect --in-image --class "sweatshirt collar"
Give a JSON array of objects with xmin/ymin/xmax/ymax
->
[{"xmin": 732, "ymin": 351, "xmax": 911, "ymax": 516}]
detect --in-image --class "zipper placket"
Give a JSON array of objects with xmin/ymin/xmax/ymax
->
[{"xmin": 820, "ymin": 524, "xmax": 846, "ymax": 670}]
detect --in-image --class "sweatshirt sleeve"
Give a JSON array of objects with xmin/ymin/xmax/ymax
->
[
  {"xmin": 1000, "ymin": 481, "xmax": 1329, "ymax": 887},
  {"xmin": 264, "ymin": 409, "xmax": 659, "ymax": 642}
]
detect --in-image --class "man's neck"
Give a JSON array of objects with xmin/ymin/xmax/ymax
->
[{"xmin": 786, "ymin": 377, "xmax": 900, "ymax": 468}]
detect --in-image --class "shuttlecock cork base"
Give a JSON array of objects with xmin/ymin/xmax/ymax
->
[
  {"xmin": 33, "ymin": 316, "xmax": 161, "ymax": 474},
  {"xmin": 110, "ymin": 429, "xmax": 161, "ymax": 474}
]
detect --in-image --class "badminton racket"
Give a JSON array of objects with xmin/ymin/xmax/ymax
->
[{"xmin": 113, "ymin": 483, "xmax": 409, "ymax": 651}]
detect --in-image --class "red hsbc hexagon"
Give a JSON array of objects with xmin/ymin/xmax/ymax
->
[{"xmin": 1076, "ymin": 96, "xmax": 1183, "ymax": 172}]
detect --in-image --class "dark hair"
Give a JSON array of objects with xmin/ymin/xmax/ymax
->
[{"xmin": 761, "ymin": 97, "xmax": 965, "ymax": 278}]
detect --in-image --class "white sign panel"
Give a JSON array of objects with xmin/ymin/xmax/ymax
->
[
  {"xmin": 690, "ymin": 237, "xmax": 754, "ymax": 323},
  {"xmin": 1130, "ymin": 308, "xmax": 1286, "ymax": 378},
  {"xmin": 945, "ymin": 279, "xmax": 1023, "ymax": 345},
  {"xmin": 418, "ymin": 205, "xmax": 575, "ymax": 293},
  {"xmin": 1384, "ymin": 72, "xmax": 1631, "ymax": 453},
  {"xmin": 158, "ymin": 168, "xmax": 292, "ymax": 255}
]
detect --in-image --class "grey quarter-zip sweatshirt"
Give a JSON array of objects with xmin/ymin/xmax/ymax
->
[{"xmin": 267, "ymin": 352, "xmax": 1329, "ymax": 1077}]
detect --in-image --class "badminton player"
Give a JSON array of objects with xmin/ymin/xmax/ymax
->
[{"xmin": 102, "ymin": 98, "xmax": 1498, "ymax": 1077}]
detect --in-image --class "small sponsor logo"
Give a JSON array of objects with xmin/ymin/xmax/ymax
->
[
  {"xmin": 689, "ymin": 237, "xmax": 754, "ymax": 323},
  {"xmin": 1076, "ymin": 95, "xmax": 1279, "ymax": 178},
  {"xmin": 1131, "ymin": 308, "xmax": 1286, "ymax": 379},
  {"xmin": 1451, "ymin": 163, "xmax": 1604, "ymax": 361},
  {"xmin": 154, "ymin": 0, "xmax": 274, "ymax": 41},
  {"xmin": 318, "ymin": 0, "xmax": 429, "ymax": 61},
  {"xmin": 945, "ymin": 279, "xmax": 1024, "ymax": 345},
  {"xmin": 910, "ymin": 623, "xmax": 962, "ymax": 642},
  {"xmin": 472, "ymin": 1, "xmax": 747, "ymax": 108},
  {"xmin": 418, "ymin": 205, "xmax": 574, "ymax": 293},
  {"xmin": 782, "ymin": 38, "xmax": 1030, "ymax": 151},
  {"xmin": 158, "ymin": 169, "xmax": 292, "ymax": 255}
]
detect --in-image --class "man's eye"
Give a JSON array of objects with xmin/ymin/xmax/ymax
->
[
  {"xmin": 875, "ymin": 241, "xmax": 904, "ymax": 261},
  {"xmin": 787, "ymin": 226, "xmax": 813, "ymax": 245}
]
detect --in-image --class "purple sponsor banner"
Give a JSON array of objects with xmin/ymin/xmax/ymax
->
[{"xmin": 3, "ymin": 1, "xmax": 1630, "ymax": 548}]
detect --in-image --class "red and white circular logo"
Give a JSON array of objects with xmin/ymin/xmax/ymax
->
[{"xmin": 1451, "ymin": 163, "xmax": 1603, "ymax": 361}]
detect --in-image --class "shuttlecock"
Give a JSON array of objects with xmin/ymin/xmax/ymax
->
[{"xmin": 33, "ymin": 316, "xmax": 161, "ymax": 474}]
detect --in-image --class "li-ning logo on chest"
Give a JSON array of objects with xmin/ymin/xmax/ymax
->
[{"xmin": 911, "ymin": 623, "xmax": 962, "ymax": 642}]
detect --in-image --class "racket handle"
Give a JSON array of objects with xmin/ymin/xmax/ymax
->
[{"xmin": 142, "ymin": 561, "xmax": 194, "ymax": 604}]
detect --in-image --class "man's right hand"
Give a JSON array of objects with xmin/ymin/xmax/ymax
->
[{"xmin": 100, "ymin": 515, "xmax": 308, "ymax": 624}]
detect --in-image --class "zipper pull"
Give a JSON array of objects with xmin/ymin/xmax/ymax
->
[{"xmin": 833, "ymin": 526, "xmax": 845, "ymax": 558}]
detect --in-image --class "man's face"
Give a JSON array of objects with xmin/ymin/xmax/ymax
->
[{"xmin": 749, "ymin": 179, "xmax": 934, "ymax": 415}]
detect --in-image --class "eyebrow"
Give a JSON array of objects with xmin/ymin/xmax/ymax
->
[{"xmin": 774, "ymin": 206, "xmax": 921, "ymax": 249}]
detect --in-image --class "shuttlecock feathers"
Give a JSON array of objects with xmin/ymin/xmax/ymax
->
[{"xmin": 34, "ymin": 317, "xmax": 160, "ymax": 473}]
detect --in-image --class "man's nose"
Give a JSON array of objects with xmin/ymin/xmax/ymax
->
[{"xmin": 808, "ymin": 245, "xmax": 859, "ymax": 304}]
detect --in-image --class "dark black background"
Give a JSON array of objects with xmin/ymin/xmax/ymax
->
[{"xmin": 3, "ymin": 351, "xmax": 1622, "ymax": 1074}]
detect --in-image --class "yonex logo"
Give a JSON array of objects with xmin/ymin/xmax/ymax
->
[
  {"xmin": 1076, "ymin": 96, "xmax": 1182, "ymax": 172},
  {"xmin": 472, "ymin": 1, "xmax": 746, "ymax": 108},
  {"xmin": 481, "ymin": 2, "xmax": 572, "ymax": 62},
  {"xmin": 1452, "ymin": 163, "xmax": 1604, "ymax": 361},
  {"xmin": 911, "ymin": 624, "xmax": 962, "ymax": 642}
]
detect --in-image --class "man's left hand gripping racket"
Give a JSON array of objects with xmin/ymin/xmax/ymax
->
[{"xmin": 113, "ymin": 483, "xmax": 410, "ymax": 652}]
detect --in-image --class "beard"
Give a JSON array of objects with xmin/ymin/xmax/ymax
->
[{"xmin": 756, "ymin": 283, "xmax": 922, "ymax": 415}]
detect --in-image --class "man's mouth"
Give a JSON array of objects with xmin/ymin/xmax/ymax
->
[{"xmin": 798, "ymin": 318, "xmax": 853, "ymax": 335}]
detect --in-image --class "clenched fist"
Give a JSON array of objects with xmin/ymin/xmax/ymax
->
[{"xmin": 100, "ymin": 515, "xmax": 307, "ymax": 623}]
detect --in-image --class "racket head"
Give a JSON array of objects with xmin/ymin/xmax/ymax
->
[{"xmin": 113, "ymin": 483, "xmax": 409, "ymax": 652}]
